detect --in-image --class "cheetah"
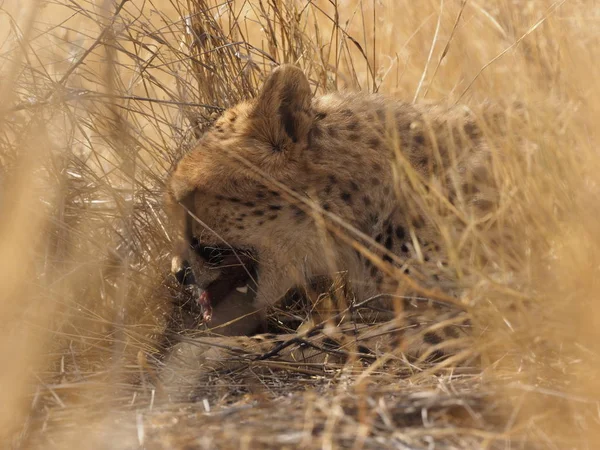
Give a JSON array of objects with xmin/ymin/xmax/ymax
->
[{"xmin": 164, "ymin": 64, "xmax": 497, "ymax": 364}]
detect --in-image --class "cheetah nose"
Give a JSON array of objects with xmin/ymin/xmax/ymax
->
[{"xmin": 173, "ymin": 259, "xmax": 196, "ymax": 286}]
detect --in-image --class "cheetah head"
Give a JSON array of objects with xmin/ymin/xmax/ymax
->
[{"xmin": 166, "ymin": 65, "xmax": 322, "ymax": 314}]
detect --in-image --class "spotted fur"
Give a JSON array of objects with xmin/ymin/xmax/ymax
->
[{"xmin": 166, "ymin": 65, "xmax": 495, "ymax": 321}]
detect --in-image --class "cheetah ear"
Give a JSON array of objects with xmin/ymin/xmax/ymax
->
[{"xmin": 250, "ymin": 64, "xmax": 313, "ymax": 149}]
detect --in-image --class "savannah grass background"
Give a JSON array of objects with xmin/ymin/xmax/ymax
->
[{"xmin": 0, "ymin": 0, "xmax": 599, "ymax": 448}]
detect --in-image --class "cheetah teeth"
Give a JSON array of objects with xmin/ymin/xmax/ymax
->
[{"xmin": 236, "ymin": 285, "xmax": 249, "ymax": 294}]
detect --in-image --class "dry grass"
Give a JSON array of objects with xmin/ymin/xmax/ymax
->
[{"xmin": 0, "ymin": 0, "xmax": 599, "ymax": 448}]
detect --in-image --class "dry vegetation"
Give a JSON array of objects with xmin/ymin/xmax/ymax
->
[{"xmin": 0, "ymin": 0, "xmax": 599, "ymax": 448}]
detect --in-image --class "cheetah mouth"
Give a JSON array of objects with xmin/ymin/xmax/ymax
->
[{"xmin": 193, "ymin": 247, "xmax": 258, "ymax": 321}]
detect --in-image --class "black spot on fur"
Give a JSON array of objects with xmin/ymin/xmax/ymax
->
[
  {"xmin": 370, "ymin": 177, "xmax": 380, "ymax": 186},
  {"xmin": 414, "ymin": 133, "xmax": 425, "ymax": 145},
  {"xmin": 268, "ymin": 205, "xmax": 282, "ymax": 211},
  {"xmin": 328, "ymin": 174, "xmax": 337, "ymax": 185},
  {"xmin": 464, "ymin": 121, "xmax": 481, "ymax": 139},
  {"xmin": 253, "ymin": 210, "xmax": 264, "ymax": 216},
  {"xmin": 349, "ymin": 180, "xmax": 360, "ymax": 191},
  {"xmin": 340, "ymin": 192, "xmax": 352, "ymax": 204},
  {"xmin": 401, "ymin": 244, "xmax": 409, "ymax": 253},
  {"xmin": 349, "ymin": 133, "xmax": 361, "ymax": 141},
  {"xmin": 268, "ymin": 215, "xmax": 278, "ymax": 221},
  {"xmin": 228, "ymin": 197, "xmax": 241, "ymax": 203},
  {"xmin": 416, "ymin": 156, "xmax": 429, "ymax": 167},
  {"xmin": 291, "ymin": 206, "xmax": 306, "ymax": 221},
  {"xmin": 363, "ymin": 196, "xmax": 372, "ymax": 206},
  {"xmin": 384, "ymin": 236, "xmax": 393, "ymax": 250},
  {"xmin": 323, "ymin": 203, "xmax": 331, "ymax": 211},
  {"xmin": 327, "ymin": 126, "xmax": 338, "ymax": 138},
  {"xmin": 462, "ymin": 183, "xmax": 480, "ymax": 196},
  {"xmin": 256, "ymin": 191, "xmax": 266, "ymax": 199},
  {"xmin": 315, "ymin": 112, "xmax": 327, "ymax": 120},
  {"xmin": 395, "ymin": 226, "xmax": 406, "ymax": 240},
  {"xmin": 375, "ymin": 234, "xmax": 383, "ymax": 243},
  {"xmin": 424, "ymin": 332, "xmax": 442, "ymax": 345},
  {"xmin": 347, "ymin": 120, "xmax": 359, "ymax": 130},
  {"xmin": 383, "ymin": 254, "xmax": 393, "ymax": 263},
  {"xmin": 243, "ymin": 201, "xmax": 256, "ymax": 207},
  {"xmin": 444, "ymin": 326, "xmax": 460, "ymax": 339},
  {"xmin": 411, "ymin": 216, "xmax": 425, "ymax": 229},
  {"xmin": 269, "ymin": 190, "xmax": 280, "ymax": 197},
  {"xmin": 368, "ymin": 137, "xmax": 381, "ymax": 148}
]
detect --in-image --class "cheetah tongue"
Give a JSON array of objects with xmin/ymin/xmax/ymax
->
[{"xmin": 197, "ymin": 289, "xmax": 213, "ymax": 322}]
